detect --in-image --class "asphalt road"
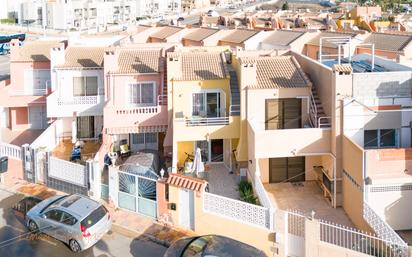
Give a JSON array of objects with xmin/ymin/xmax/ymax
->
[
  {"xmin": 0, "ymin": 189, "xmax": 167, "ymax": 257},
  {"xmin": 0, "ymin": 55, "xmax": 10, "ymax": 81}
]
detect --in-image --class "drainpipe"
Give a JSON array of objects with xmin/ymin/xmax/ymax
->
[{"xmin": 333, "ymin": 154, "xmax": 337, "ymax": 208}]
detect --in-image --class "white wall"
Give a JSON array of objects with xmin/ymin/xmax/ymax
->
[{"xmin": 57, "ymin": 69, "xmax": 104, "ymax": 98}]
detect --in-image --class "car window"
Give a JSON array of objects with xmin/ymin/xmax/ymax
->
[
  {"xmin": 182, "ymin": 237, "xmax": 210, "ymax": 257},
  {"xmin": 81, "ymin": 205, "xmax": 107, "ymax": 229},
  {"xmin": 44, "ymin": 209, "xmax": 63, "ymax": 222},
  {"xmin": 61, "ymin": 211, "xmax": 77, "ymax": 226}
]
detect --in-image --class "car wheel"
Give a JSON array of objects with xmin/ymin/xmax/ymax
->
[
  {"xmin": 28, "ymin": 220, "xmax": 39, "ymax": 233},
  {"xmin": 69, "ymin": 239, "xmax": 81, "ymax": 253}
]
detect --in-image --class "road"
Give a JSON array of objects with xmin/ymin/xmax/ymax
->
[
  {"xmin": 0, "ymin": 189, "xmax": 167, "ymax": 257},
  {"xmin": 0, "ymin": 55, "xmax": 10, "ymax": 81}
]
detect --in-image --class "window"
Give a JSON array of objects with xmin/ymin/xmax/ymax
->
[
  {"xmin": 73, "ymin": 77, "xmax": 98, "ymax": 96},
  {"xmin": 128, "ymin": 83, "xmax": 155, "ymax": 105},
  {"xmin": 81, "ymin": 206, "xmax": 107, "ymax": 229},
  {"xmin": 131, "ymin": 133, "xmax": 157, "ymax": 145},
  {"xmin": 364, "ymin": 129, "xmax": 398, "ymax": 149},
  {"xmin": 192, "ymin": 92, "xmax": 222, "ymax": 118},
  {"xmin": 265, "ymin": 99, "xmax": 301, "ymax": 130},
  {"xmin": 24, "ymin": 69, "xmax": 51, "ymax": 95},
  {"xmin": 61, "ymin": 212, "xmax": 77, "ymax": 226},
  {"xmin": 44, "ymin": 209, "xmax": 63, "ymax": 222}
]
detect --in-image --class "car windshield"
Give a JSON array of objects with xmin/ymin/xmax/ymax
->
[
  {"xmin": 182, "ymin": 236, "xmax": 212, "ymax": 257},
  {"xmin": 81, "ymin": 205, "xmax": 107, "ymax": 229}
]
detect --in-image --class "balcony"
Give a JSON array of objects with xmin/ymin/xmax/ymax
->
[
  {"xmin": 104, "ymin": 95, "xmax": 168, "ymax": 134},
  {"xmin": 9, "ymin": 88, "xmax": 48, "ymax": 96},
  {"xmin": 47, "ymin": 92, "xmax": 104, "ymax": 118},
  {"xmin": 249, "ymin": 120, "xmax": 331, "ymax": 159}
]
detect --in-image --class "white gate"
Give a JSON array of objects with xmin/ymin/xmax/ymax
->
[
  {"xmin": 179, "ymin": 188, "xmax": 194, "ymax": 230},
  {"xmin": 117, "ymin": 170, "xmax": 157, "ymax": 218},
  {"xmin": 287, "ymin": 211, "xmax": 306, "ymax": 257},
  {"xmin": 34, "ymin": 150, "xmax": 46, "ymax": 184}
]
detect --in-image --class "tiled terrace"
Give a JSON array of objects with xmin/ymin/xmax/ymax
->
[
  {"xmin": 0, "ymin": 128, "xmax": 44, "ymax": 145},
  {"xmin": 265, "ymin": 181, "xmax": 354, "ymax": 227},
  {"xmin": 52, "ymin": 139, "xmax": 101, "ymax": 161},
  {"xmin": 180, "ymin": 163, "xmax": 240, "ymax": 199}
]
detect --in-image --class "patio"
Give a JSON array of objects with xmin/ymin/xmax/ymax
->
[
  {"xmin": 265, "ymin": 181, "xmax": 354, "ymax": 227},
  {"xmin": 181, "ymin": 163, "xmax": 240, "ymax": 199},
  {"xmin": 52, "ymin": 139, "xmax": 101, "ymax": 161}
]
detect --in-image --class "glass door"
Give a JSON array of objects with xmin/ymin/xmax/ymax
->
[{"xmin": 206, "ymin": 92, "xmax": 220, "ymax": 118}]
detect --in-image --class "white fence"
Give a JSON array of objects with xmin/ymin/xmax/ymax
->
[
  {"xmin": 0, "ymin": 142, "xmax": 22, "ymax": 160},
  {"xmin": 49, "ymin": 157, "xmax": 87, "ymax": 187},
  {"xmin": 30, "ymin": 119, "xmax": 62, "ymax": 151},
  {"xmin": 363, "ymin": 202, "xmax": 408, "ymax": 256},
  {"xmin": 320, "ymin": 219, "xmax": 407, "ymax": 257},
  {"xmin": 203, "ymin": 192, "xmax": 270, "ymax": 229}
]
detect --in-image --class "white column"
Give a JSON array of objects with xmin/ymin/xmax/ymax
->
[
  {"xmin": 172, "ymin": 140, "xmax": 178, "ymax": 173},
  {"xmin": 71, "ymin": 117, "xmax": 77, "ymax": 144}
]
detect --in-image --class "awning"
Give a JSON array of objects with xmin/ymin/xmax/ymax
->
[
  {"xmin": 166, "ymin": 173, "xmax": 207, "ymax": 192},
  {"xmin": 106, "ymin": 125, "xmax": 167, "ymax": 135}
]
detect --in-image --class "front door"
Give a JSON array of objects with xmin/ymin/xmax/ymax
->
[
  {"xmin": 77, "ymin": 116, "xmax": 95, "ymax": 139},
  {"xmin": 179, "ymin": 189, "xmax": 194, "ymax": 230},
  {"xmin": 269, "ymin": 157, "xmax": 305, "ymax": 183},
  {"xmin": 211, "ymin": 139, "xmax": 223, "ymax": 162}
]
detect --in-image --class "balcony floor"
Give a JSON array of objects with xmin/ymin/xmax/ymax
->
[
  {"xmin": 265, "ymin": 181, "xmax": 354, "ymax": 227},
  {"xmin": 0, "ymin": 128, "xmax": 44, "ymax": 146},
  {"xmin": 52, "ymin": 139, "xmax": 101, "ymax": 161}
]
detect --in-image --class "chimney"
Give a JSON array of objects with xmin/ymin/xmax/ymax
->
[
  {"xmin": 240, "ymin": 61, "xmax": 257, "ymax": 88},
  {"xmin": 50, "ymin": 44, "xmax": 66, "ymax": 92},
  {"xmin": 104, "ymin": 48, "xmax": 119, "ymax": 73},
  {"xmin": 167, "ymin": 54, "xmax": 182, "ymax": 81},
  {"xmin": 10, "ymin": 39, "xmax": 20, "ymax": 61}
]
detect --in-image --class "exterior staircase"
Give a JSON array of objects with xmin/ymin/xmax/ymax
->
[
  {"xmin": 228, "ymin": 67, "xmax": 240, "ymax": 116},
  {"xmin": 311, "ymin": 87, "xmax": 331, "ymax": 128}
]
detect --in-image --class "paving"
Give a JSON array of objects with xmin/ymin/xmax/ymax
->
[
  {"xmin": 207, "ymin": 163, "xmax": 240, "ymax": 199},
  {"xmin": 0, "ymin": 188, "xmax": 168, "ymax": 257},
  {"xmin": 265, "ymin": 181, "xmax": 355, "ymax": 228}
]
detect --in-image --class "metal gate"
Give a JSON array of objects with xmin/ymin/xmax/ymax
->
[
  {"xmin": 34, "ymin": 149, "xmax": 47, "ymax": 184},
  {"xmin": 287, "ymin": 211, "xmax": 306, "ymax": 257},
  {"xmin": 117, "ymin": 170, "xmax": 157, "ymax": 218}
]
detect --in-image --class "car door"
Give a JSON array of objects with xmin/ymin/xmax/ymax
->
[
  {"xmin": 55, "ymin": 211, "xmax": 78, "ymax": 243},
  {"xmin": 41, "ymin": 209, "xmax": 63, "ymax": 239}
]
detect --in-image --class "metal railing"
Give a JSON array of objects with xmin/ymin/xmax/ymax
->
[
  {"xmin": 185, "ymin": 116, "xmax": 230, "ymax": 126},
  {"xmin": 229, "ymin": 104, "xmax": 240, "ymax": 116},
  {"xmin": 320, "ymin": 219, "xmax": 407, "ymax": 257},
  {"xmin": 363, "ymin": 202, "xmax": 408, "ymax": 256},
  {"xmin": 203, "ymin": 192, "xmax": 270, "ymax": 229},
  {"xmin": 10, "ymin": 88, "xmax": 48, "ymax": 96},
  {"xmin": 0, "ymin": 143, "xmax": 22, "ymax": 160},
  {"xmin": 309, "ymin": 93, "xmax": 318, "ymax": 128},
  {"xmin": 318, "ymin": 116, "xmax": 332, "ymax": 128}
]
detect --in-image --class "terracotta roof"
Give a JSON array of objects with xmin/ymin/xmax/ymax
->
[
  {"xmin": 183, "ymin": 27, "xmax": 219, "ymax": 42},
  {"xmin": 332, "ymin": 64, "xmax": 353, "ymax": 73},
  {"xmin": 15, "ymin": 41, "xmax": 63, "ymax": 62},
  {"xmin": 240, "ymin": 56, "xmax": 311, "ymax": 89},
  {"xmin": 166, "ymin": 173, "xmax": 207, "ymax": 192},
  {"xmin": 262, "ymin": 30, "xmax": 305, "ymax": 46},
  {"xmin": 117, "ymin": 48, "xmax": 163, "ymax": 74},
  {"xmin": 58, "ymin": 46, "xmax": 106, "ymax": 69},
  {"xmin": 220, "ymin": 29, "xmax": 260, "ymax": 44},
  {"xmin": 169, "ymin": 51, "xmax": 229, "ymax": 81},
  {"xmin": 362, "ymin": 33, "xmax": 412, "ymax": 52},
  {"xmin": 307, "ymin": 31, "xmax": 358, "ymax": 48},
  {"xmin": 150, "ymin": 26, "xmax": 183, "ymax": 40}
]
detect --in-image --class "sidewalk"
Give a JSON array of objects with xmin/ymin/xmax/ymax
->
[{"xmin": 0, "ymin": 172, "xmax": 194, "ymax": 247}]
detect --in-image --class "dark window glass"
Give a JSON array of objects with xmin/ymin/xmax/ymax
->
[
  {"xmin": 45, "ymin": 209, "xmax": 63, "ymax": 222},
  {"xmin": 364, "ymin": 130, "xmax": 378, "ymax": 148},
  {"xmin": 81, "ymin": 206, "xmax": 107, "ymax": 229},
  {"xmin": 380, "ymin": 129, "xmax": 396, "ymax": 147},
  {"xmin": 61, "ymin": 212, "xmax": 77, "ymax": 226}
]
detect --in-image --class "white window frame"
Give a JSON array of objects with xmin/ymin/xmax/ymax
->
[
  {"xmin": 127, "ymin": 82, "xmax": 157, "ymax": 107},
  {"xmin": 190, "ymin": 89, "xmax": 226, "ymax": 118},
  {"xmin": 73, "ymin": 76, "xmax": 99, "ymax": 97}
]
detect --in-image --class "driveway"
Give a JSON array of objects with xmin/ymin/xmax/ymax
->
[{"xmin": 0, "ymin": 189, "xmax": 167, "ymax": 257}]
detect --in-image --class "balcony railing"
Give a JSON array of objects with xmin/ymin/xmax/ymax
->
[
  {"xmin": 116, "ymin": 106, "xmax": 159, "ymax": 115},
  {"xmin": 185, "ymin": 117, "xmax": 229, "ymax": 126},
  {"xmin": 57, "ymin": 95, "xmax": 101, "ymax": 105},
  {"xmin": 10, "ymin": 88, "xmax": 48, "ymax": 96}
]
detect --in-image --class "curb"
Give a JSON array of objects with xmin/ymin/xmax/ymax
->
[{"xmin": 111, "ymin": 223, "xmax": 171, "ymax": 248}]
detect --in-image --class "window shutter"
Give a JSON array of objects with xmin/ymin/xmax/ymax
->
[
  {"xmin": 86, "ymin": 77, "xmax": 98, "ymax": 96},
  {"xmin": 73, "ymin": 77, "xmax": 84, "ymax": 96}
]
